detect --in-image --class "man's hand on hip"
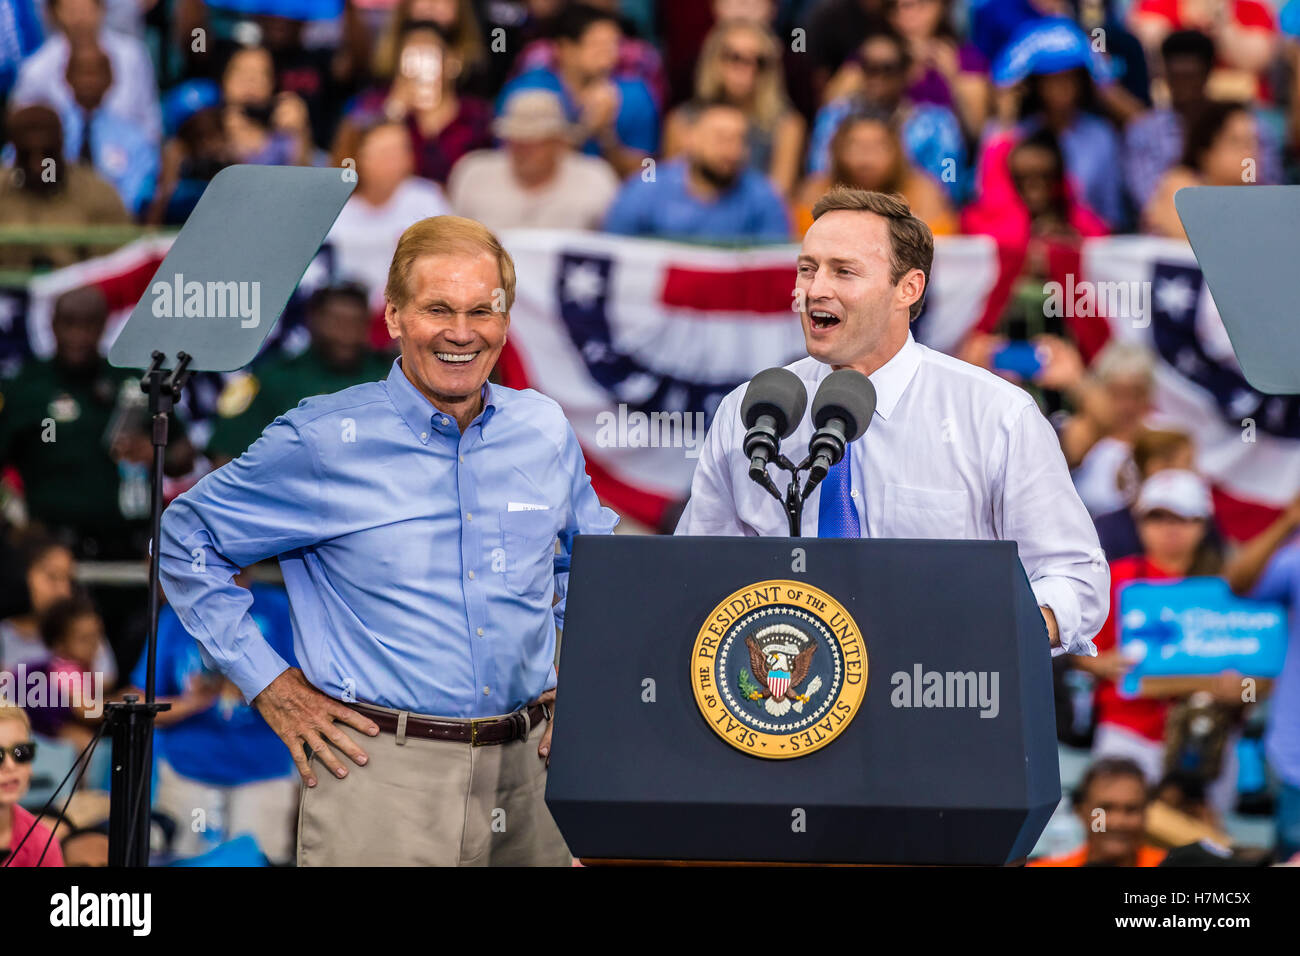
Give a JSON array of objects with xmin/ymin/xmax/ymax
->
[
  {"xmin": 1040, "ymin": 605, "xmax": 1060, "ymax": 648},
  {"xmin": 537, "ymin": 687, "xmax": 556, "ymax": 767},
  {"xmin": 253, "ymin": 667, "xmax": 380, "ymax": 787}
]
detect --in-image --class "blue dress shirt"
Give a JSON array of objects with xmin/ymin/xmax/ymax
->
[
  {"xmin": 159, "ymin": 359, "xmax": 618, "ymax": 717},
  {"xmin": 602, "ymin": 159, "xmax": 790, "ymax": 242}
]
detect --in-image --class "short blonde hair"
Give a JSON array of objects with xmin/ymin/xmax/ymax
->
[
  {"xmin": 0, "ymin": 704, "xmax": 32, "ymax": 735},
  {"xmin": 385, "ymin": 216, "xmax": 516, "ymax": 312}
]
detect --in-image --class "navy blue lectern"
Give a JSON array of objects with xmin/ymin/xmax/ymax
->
[{"xmin": 545, "ymin": 536, "xmax": 1061, "ymax": 865}]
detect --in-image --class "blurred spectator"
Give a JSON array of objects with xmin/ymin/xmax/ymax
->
[
  {"xmin": 965, "ymin": 121, "xmax": 1110, "ymax": 245},
  {"xmin": 147, "ymin": 82, "xmax": 234, "ymax": 226},
  {"xmin": 206, "ymin": 284, "xmax": 392, "ymax": 465},
  {"xmin": 603, "ymin": 100, "xmax": 790, "ymax": 242},
  {"xmin": 1061, "ymin": 340, "xmax": 1157, "ymax": 516},
  {"xmin": 804, "ymin": 0, "xmax": 888, "ymax": 99},
  {"xmin": 325, "ymin": 120, "xmax": 451, "ymax": 315},
  {"xmin": 373, "ymin": 0, "xmax": 493, "ymax": 98},
  {"xmin": 0, "ymin": 286, "xmax": 192, "ymax": 559},
  {"xmin": 0, "ymin": 533, "xmax": 111, "ymax": 677},
  {"xmin": 1076, "ymin": 470, "xmax": 1229, "ymax": 788},
  {"xmin": 0, "ymin": 705, "xmax": 64, "ymax": 866},
  {"xmin": 1092, "ymin": 427, "xmax": 1212, "ymax": 560},
  {"xmin": 31, "ymin": 594, "xmax": 104, "ymax": 749},
  {"xmin": 10, "ymin": 0, "xmax": 161, "ymax": 146},
  {"xmin": 334, "ymin": 21, "xmax": 493, "ymax": 184},
  {"xmin": 1142, "ymin": 99, "xmax": 1259, "ymax": 239},
  {"xmin": 886, "ymin": 0, "xmax": 991, "ymax": 136},
  {"xmin": 220, "ymin": 45, "xmax": 315, "ymax": 166},
  {"xmin": 130, "ymin": 572, "xmax": 299, "ymax": 864},
  {"xmin": 1224, "ymin": 493, "xmax": 1300, "ymax": 860},
  {"xmin": 510, "ymin": 0, "xmax": 667, "ymax": 108},
  {"xmin": 662, "ymin": 19, "xmax": 805, "ymax": 195},
  {"xmin": 1124, "ymin": 30, "xmax": 1281, "ymax": 211},
  {"xmin": 0, "ymin": 106, "xmax": 129, "ymax": 272},
  {"xmin": 59, "ymin": 39, "xmax": 159, "ymax": 217},
  {"xmin": 1029, "ymin": 756, "xmax": 1167, "ymax": 865},
  {"xmin": 448, "ymin": 90, "xmax": 619, "ymax": 230},
  {"xmin": 59, "ymin": 824, "xmax": 109, "ymax": 865},
  {"xmin": 498, "ymin": 4, "xmax": 659, "ymax": 178},
  {"xmin": 794, "ymin": 107, "xmax": 955, "ymax": 235},
  {"xmin": 248, "ymin": 13, "xmax": 345, "ymax": 150},
  {"xmin": 1129, "ymin": 0, "xmax": 1279, "ymax": 101},
  {"xmin": 987, "ymin": 17, "xmax": 1126, "ymax": 229},
  {"xmin": 806, "ymin": 30, "xmax": 968, "ymax": 204}
]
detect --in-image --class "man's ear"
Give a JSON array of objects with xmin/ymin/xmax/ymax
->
[
  {"xmin": 383, "ymin": 301, "xmax": 401, "ymax": 340},
  {"xmin": 899, "ymin": 268, "xmax": 926, "ymax": 319}
]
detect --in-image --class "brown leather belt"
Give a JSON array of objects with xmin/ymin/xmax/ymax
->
[{"xmin": 351, "ymin": 700, "xmax": 550, "ymax": 746}]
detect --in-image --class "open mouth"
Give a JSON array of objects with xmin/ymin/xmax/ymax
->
[
  {"xmin": 435, "ymin": 351, "xmax": 479, "ymax": 365},
  {"xmin": 808, "ymin": 309, "xmax": 842, "ymax": 331}
]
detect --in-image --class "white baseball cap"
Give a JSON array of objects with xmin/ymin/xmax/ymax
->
[{"xmin": 1135, "ymin": 469, "xmax": 1213, "ymax": 520}]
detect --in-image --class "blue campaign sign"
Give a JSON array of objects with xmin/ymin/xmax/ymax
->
[{"xmin": 1118, "ymin": 577, "xmax": 1289, "ymax": 696}]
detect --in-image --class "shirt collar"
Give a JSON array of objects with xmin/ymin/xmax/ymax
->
[
  {"xmin": 385, "ymin": 358, "xmax": 497, "ymax": 443},
  {"xmin": 862, "ymin": 331, "xmax": 922, "ymax": 422}
]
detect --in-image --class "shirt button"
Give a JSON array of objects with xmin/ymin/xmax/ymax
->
[
  {"xmin": 483, "ymin": 686, "xmax": 490, "ymax": 696},
  {"xmin": 468, "ymin": 570, "xmax": 475, "ymax": 580},
  {"xmin": 476, "ymin": 627, "xmax": 484, "ymax": 636},
  {"xmin": 420, "ymin": 432, "xmax": 428, "ymax": 440},
  {"xmin": 850, "ymin": 489, "xmax": 859, "ymax": 499},
  {"xmin": 459, "ymin": 455, "xmax": 464, "ymax": 463},
  {"xmin": 466, "ymin": 512, "xmax": 472, "ymax": 521},
  {"xmin": 440, "ymin": 417, "xmax": 450, "ymax": 426}
]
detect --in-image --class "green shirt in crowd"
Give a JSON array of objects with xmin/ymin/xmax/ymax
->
[{"xmin": 207, "ymin": 348, "xmax": 393, "ymax": 461}]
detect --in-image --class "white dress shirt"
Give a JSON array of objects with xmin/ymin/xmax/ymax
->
[{"xmin": 676, "ymin": 331, "xmax": 1108, "ymax": 656}]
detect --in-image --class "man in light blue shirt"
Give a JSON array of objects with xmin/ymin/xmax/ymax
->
[
  {"xmin": 603, "ymin": 101, "xmax": 790, "ymax": 243},
  {"xmin": 159, "ymin": 215, "xmax": 617, "ymax": 866}
]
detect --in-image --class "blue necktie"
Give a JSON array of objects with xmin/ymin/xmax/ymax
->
[{"xmin": 817, "ymin": 441, "xmax": 861, "ymax": 538}]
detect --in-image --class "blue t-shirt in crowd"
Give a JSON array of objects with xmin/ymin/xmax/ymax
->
[
  {"xmin": 497, "ymin": 68, "xmax": 659, "ymax": 156},
  {"xmin": 132, "ymin": 583, "xmax": 297, "ymax": 787},
  {"xmin": 602, "ymin": 159, "xmax": 790, "ymax": 243}
]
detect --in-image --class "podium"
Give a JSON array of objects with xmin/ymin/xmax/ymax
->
[{"xmin": 545, "ymin": 536, "xmax": 1061, "ymax": 865}]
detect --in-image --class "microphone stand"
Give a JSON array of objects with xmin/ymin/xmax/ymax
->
[{"xmin": 752, "ymin": 453, "xmax": 814, "ymax": 536}]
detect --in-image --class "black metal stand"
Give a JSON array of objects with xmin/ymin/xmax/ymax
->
[
  {"xmin": 749, "ymin": 453, "xmax": 814, "ymax": 536},
  {"xmin": 105, "ymin": 350, "xmax": 188, "ymax": 867}
]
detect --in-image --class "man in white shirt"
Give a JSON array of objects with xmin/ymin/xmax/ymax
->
[
  {"xmin": 326, "ymin": 121, "xmax": 451, "ymax": 314},
  {"xmin": 676, "ymin": 186, "xmax": 1107, "ymax": 657},
  {"xmin": 448, "ymin": 89, "xmax": 619, "ymax": 232},
  {"xmin": 12, "ymin": 0, "xmax": 161, "ymax": 146}
]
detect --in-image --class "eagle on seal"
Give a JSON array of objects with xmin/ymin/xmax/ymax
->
[{"xmin": 745, "ymin": 625, "xmax": 818, "ymax": 716}]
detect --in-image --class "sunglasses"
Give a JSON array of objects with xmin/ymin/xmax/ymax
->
[
  {"xmin": 0, "ymin": 741, "xmax": 37, "ymax": 764},
  {"xmin": 721, "ymin": 48, "xmax": 771, "ymax": 71},
  {"xmin": 861, "ymin": 59, "xmax": 905, "ymax": 76}
]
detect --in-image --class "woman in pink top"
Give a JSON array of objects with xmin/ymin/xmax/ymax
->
[{"xmin": 0, "ymin": 706, "xmax": 64, "ymax": 867}]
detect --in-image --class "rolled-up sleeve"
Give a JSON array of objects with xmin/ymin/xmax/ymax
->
[
  {"xmin": 553, "ymin": 425, "xmax": 618, "ymax": 633},
  {"xmin": 159, "ymin": 417, "xmax": 323, "ymax": 701},
  {"xmin": 997, "ymin": 403, "xmax": 1109, "ymax": 657},
  {"xmin": 675, "ymin": 394, "xmax": 749, "ymax": 536}
]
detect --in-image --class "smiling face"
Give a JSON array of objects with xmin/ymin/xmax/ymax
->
[
  {"xmin": 1078, "ymin": 772, "xmax": 1148, "ymax": 865},
  {"xmin": 0, "ymin": 717, "xmax": 33, "ymax": 810},
  {"xmin": 795, "ymin": 209, "xmax": 923, "ymax": 373},
  {"xmin": 384, "ymin": 251, "xmax": 509, "ymax": 424}
]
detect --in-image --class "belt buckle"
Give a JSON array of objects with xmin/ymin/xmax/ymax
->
[{"xmin": 470, "ymin": 717, "xmax": 488, "ymax": 747}]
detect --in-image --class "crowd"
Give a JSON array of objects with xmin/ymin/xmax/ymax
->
[{"xmin": 2, "ymin": 0, "xmax": 1300, "ymax": 867}]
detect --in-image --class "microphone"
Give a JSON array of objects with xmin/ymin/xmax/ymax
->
[
  {"xmin": 740, "ymin": 367, "xmax": 807, "ymax": 484},
  {"xmin": 804, "ymin": 370, "xmax": 877, "ymax": 491}
]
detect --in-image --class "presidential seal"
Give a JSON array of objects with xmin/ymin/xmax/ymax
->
[{"xmin": 690, "ymin": 580, "xmax": 867, "ymax": 759}]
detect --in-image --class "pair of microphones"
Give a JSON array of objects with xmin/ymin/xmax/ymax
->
[{"xmin": 739, "ymin": 366, "xmax": 878, "ymax": 534}]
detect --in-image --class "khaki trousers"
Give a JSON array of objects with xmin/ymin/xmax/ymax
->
[{"xmin": 296, "ymin": 703, "xmax": 572, "ymax": 866}]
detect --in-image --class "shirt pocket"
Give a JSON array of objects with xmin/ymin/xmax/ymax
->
[
  {"xmin": 500, "ymin": 509, "xmax": 559, "ymax": 601},
  {"xmin": 883, "ymin": 483, "xmax": 971, "ymax": 539}
]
